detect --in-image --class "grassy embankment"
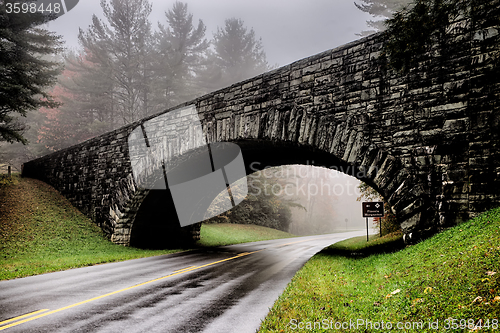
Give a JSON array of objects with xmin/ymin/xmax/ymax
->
[
  {"xmin": 199, "ymin": 223, "xmax": 295, "ymax": 247},
  {"xmin": 259, "ymin": 208, "xmax": 500, "ymax": 332},
  {"xmin": 0, "ymin": 175, "xmax": 295, "ymax": 281}
]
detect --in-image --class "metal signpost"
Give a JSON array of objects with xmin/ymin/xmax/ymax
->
[{"xmin": 362, "ymin": 202, "xmax": 384, "ymax": 241}]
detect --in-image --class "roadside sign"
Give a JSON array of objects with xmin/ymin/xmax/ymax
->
[{"xmin": 362, "ymin": 202, "xmax": 384, "ymax": 218}]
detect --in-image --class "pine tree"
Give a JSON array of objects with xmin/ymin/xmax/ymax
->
[
  {"xmin": 355, "ymin": 0, "xmax": 412, "ymax": 35},
  {"xmin": 210, "ymin": 18, "xmax": 270, "ymax": 89},
  {"xmin": 0, "ymin": 1, "xmax": 63, "ymax": 144},
  {"xmin": 153, "ymin": 1, "xmax": 209, "ymax": 108},
  {"xmin": 78, "ymin": 0, "xmax": 153, "ymax": 124}
]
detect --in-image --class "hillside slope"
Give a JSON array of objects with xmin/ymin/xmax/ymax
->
[
  {"xmin": 260, "ymin": 208, "xmax": 500, "ymax": 332},
  {"xmin": 0, "ymin": 175, "xmax": 296, "ymax": 280},
  {"xmin": 0, "ymin": 175, "xmax": 186, "ymax": 280}
]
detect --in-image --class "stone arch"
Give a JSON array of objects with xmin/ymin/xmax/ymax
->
[
  {"xmin": 114, "ymin": 127, "xmax": 432, "ymax": 247},
  {"xmin": 229, "ymin": 138, "xmax": 434, "ymax": 242},
  {"xmin": 221, "ymin": 104, "xmax": 436, "ymax": 240}
]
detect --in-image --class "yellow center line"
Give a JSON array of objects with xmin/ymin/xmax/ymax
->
[
  {"xmin": 0, "ymin": 250, "xmax": 262, "ymax": 331},
  {"xmin": 0, "ymin": 309, "xmax": 49, "ymax": 327},
  {"xmin": 173, "ymin": 266, "xmax": 197, "ymax": 273}
]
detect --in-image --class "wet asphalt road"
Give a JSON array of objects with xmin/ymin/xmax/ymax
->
[{"xmin": 0, "ymin": 230, "xmax": 365, "ymax": 333}]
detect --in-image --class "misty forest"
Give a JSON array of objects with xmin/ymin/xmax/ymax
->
[{"xmin": 0, "ymin": 0, "xmax": 408, "ymax": 235}]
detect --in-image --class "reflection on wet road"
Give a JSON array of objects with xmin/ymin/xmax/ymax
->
[{"xmin": 0, "ymin": 230, "xmax": 365, "ymax": 333}]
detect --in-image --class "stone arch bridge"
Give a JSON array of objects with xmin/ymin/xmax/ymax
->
[{"xmin": 23, "ymin": 4, "xmax": 500, "ymax": 246}]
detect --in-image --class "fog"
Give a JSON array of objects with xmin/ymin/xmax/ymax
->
[
  {"xmin": 256, "ymin": 165, "xmax": 375, "ymax": 235},
  {"xmin": 2, "ymin": 0, "xmax": 380, "ymax": 235},
  {"xmin": 47, "ymin": 0, "xmax": 372, "ymax": 66},
  {"xmin": 44, "ymin": 1, "xmax": 374, "ymax": 233}
]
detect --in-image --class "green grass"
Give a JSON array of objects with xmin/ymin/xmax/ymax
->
[
  {"xmin": 0, "ymin": 175, "xmax": 296, "ymax": 281},
  {"xmin": 259, "ymin": 209, "xmax": 500, "ymax": 332},
  {"xmin": 0, "ymin": 175, "xmax": 186, "ymax": 280},
  {"xmin": 197, "ymin": 223, "xmax": 296, "ymax": 247},
  {"xmin": 329, "ymin": 231, "xmax": 405, "ymax": 257}
]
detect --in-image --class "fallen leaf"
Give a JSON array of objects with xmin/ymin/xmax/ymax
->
[
  {"xmin": 411, "ymin": 298, "xmax": 424, "ymax": 306},
  {"xmin": 493, "ymin": 296, "xmax": 500, "ymax": 303},
  {"xmin": 424, "ymin": 287, "xmax": 433, "ymax": 294},
  {"xmin": 472, "ymin": 296, "xmax": 483, "ymax": 304},
  {"xmin": 391, "ymin": 289, "xmax": 401, "ymax": 295},
  {"xmin": 487, "ymin": 271, "xmax": 497, "ymax": 276}
]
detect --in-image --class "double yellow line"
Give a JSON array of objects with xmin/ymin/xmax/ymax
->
[
  {"xmin": 0, "ymin": 250, "xmax": 261, "ymax": 331},
  {"xmin": 0, "ymin": 310, "xmax": 50, "ymax": 331}
]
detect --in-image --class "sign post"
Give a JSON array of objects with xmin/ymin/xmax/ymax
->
[
  {"xmin": 366, "ymin": 216, "xmax": 369, "ymax": 242},
  {"xmin": 362, "ymin": 202, "xmax": 384, "ymax": 242}
]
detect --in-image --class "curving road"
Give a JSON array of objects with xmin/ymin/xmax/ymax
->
[{"xmin": 0, "ymin": 230, "xmax": 365, "ymax": 333}]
